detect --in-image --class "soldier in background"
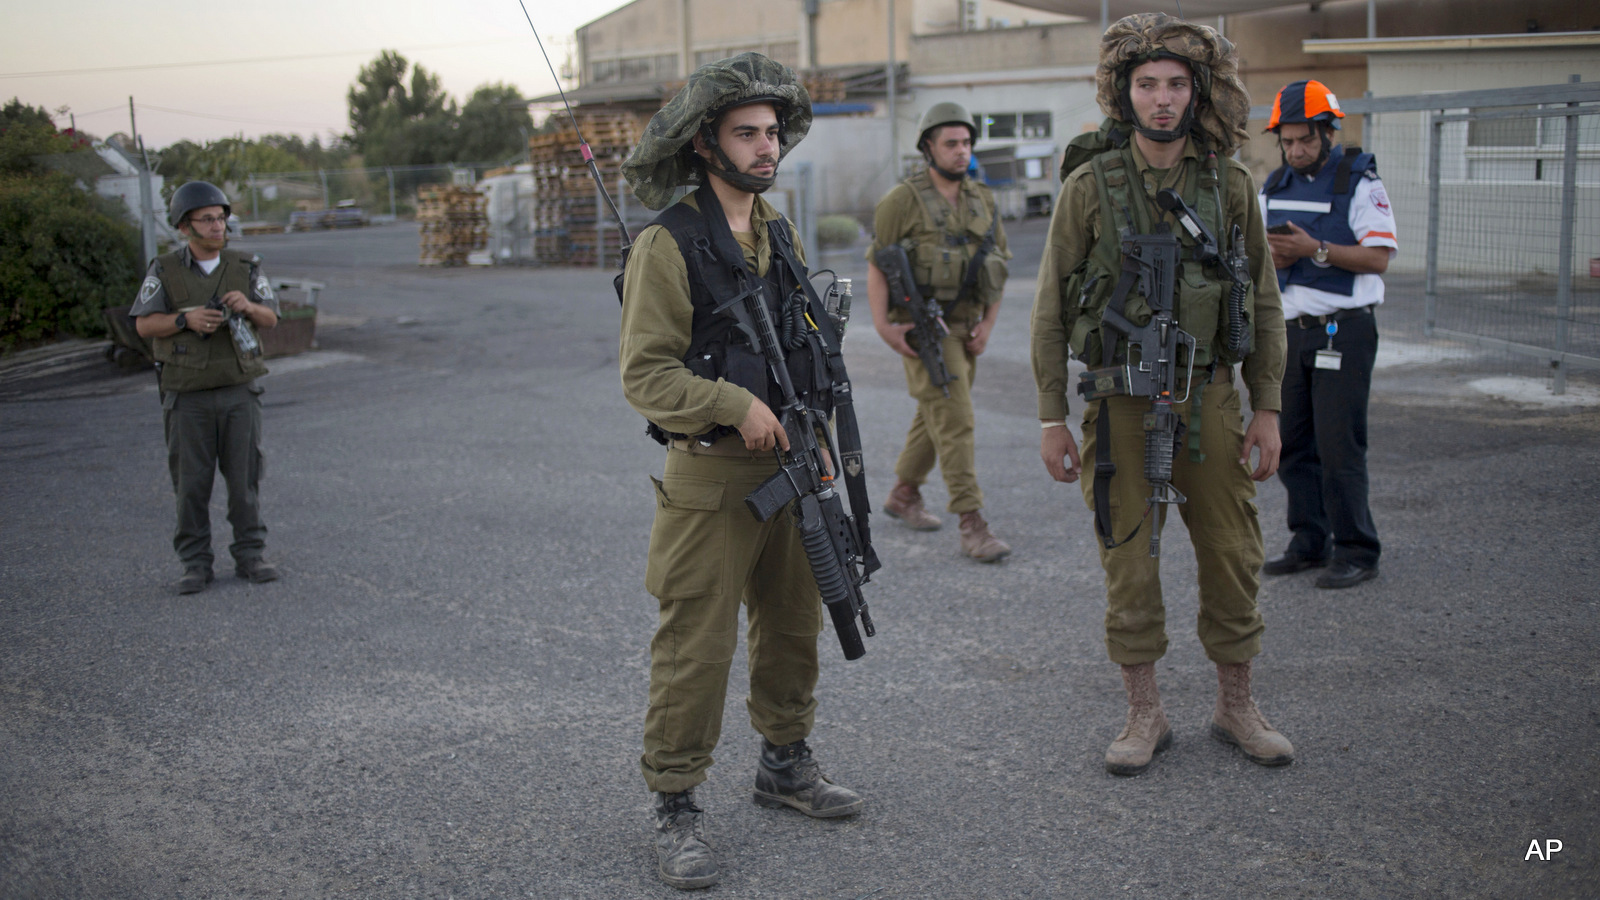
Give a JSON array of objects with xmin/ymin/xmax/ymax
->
[
  {"xmin": 866, "ymin": 102, "xmax": 1014, "ymax": 562},
  {"xmin": 132, "ymin": 181, "xmax": 280, "ymax": 594}
]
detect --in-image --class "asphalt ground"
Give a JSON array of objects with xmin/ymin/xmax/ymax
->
[{"xmin": 2, "ymin": 220, "xmax": 1597, "ymax": 899}]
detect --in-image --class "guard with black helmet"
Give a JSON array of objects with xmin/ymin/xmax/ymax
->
[
  {"xmin": 1031, "ymin": 12, "xmax": 1294, "ymax": 776},
  {"xmin": 618, "ymin": 52, "xmax": 866, "ymax": 891},
  {"xmin": 1258, "ymin": 78, "xmax": 1398, "ymax": 590},
  {"xmin": 866, "ymin": 98, "xmax": 1014, "ymax": 561},
  {"xmin": 131, "ymin": 180, "xmax": 281, "ymax": 594}
]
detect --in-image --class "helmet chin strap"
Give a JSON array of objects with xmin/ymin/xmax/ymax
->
[
  {"xmin": 926, "ymin": 155, "xmax": 967, "ymax": 182},
  {"xmin": 1282, "ymin": 127, "xmax": 1334, "ymax": 176},
  {"xmin": 1131, "ymin": 96, "xmax": 1196, "ymax": 144},
  {"xmin": 701, "ymin": 124, "xmax": 779, "ymax": 194}
]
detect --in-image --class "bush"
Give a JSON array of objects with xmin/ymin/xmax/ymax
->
[
  {"xmin": 0, "ymin": 172, "xmax": 142, "ymax": 351},
  {"xmin": 816, "ymin": 214, "xmax": 862, "ymax": 250}
]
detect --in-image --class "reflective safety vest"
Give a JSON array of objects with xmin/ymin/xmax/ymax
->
[
  {"xmin": 150, "ymin": 249, "xmax": 268, "ymax": 393},
  {"xmin": 1261, "ymin": 144, "xmax": 1376, "ymax": 297},
  {"xmin": 1058, "ymin": 127, "xmax": 1256, "ymax": 370}
]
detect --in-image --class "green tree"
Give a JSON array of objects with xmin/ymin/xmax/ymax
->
[
  {"xmin": 0, "ymin": 101, "xmax": 141, "ymax": 350},
  {"xmin": 457, "ymin": 83, "xmax": 533, "ymax": 164},
  {"xmin": 347, "ymin": 51, "xmax": 459, "ymax": 166}
]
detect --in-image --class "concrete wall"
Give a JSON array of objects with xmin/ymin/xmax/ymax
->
[
  {"xmin": 910, "ymin": 21, "xmax": 1099, "ymax": 75},
  {"xmin": 784, "ymin": 115, "xmax": 896, "ymax": 218}
]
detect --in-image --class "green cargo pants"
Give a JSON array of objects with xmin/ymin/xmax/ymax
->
[
  {"xmin": 640, "ymin": 444, "xmax": 823, "ymax": 795},
  {"xmin": 896, "ymin": 323, "xmax": 982, "ymax": 514},
  {"xmin": 162, "ymin": 381, "xmax": 267, "ymax": 570},
  {"xmin": 1078, "ymin": 379, "xmax": 1265, "ymax": 666}
]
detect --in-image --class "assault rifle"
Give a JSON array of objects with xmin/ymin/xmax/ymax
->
[
  {"xmin": 1075, "ymin": 206, "xmax": 1197, "ymax": 558},
  {"xmin": 873, "ymin": 245, "xmax": 952, "ymax": 397},
  {"xmin": 720, "ymin": 273, "xmax": 877, "ymax": 661},
  {"xmin": 1154, "ymin": 188, "xmax": 1252, "ymax": 359}
]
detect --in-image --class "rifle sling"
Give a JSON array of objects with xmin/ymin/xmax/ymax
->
[{"xmin": 769, "ymin": 218, "xmax": 881, "ymax": 578}]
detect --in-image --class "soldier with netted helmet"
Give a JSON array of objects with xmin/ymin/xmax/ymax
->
[
  {"xmin": 131, "ymin": 181, "xmax": 281, "ymax": 595},
  {"xmin": 618, "ymin": 51, "xmax": 865, "ymax": 891},
  {"xmin": 866, "ymin": 100, "xmax": 1014, "ymax": 562},
  {"xmin": 1258, "ymin": 79, "xmax": 1396, "ymax": 591},
  {"xmin": 1030, "ymin": 13, "xmax": 1293, "ymax": 776}
]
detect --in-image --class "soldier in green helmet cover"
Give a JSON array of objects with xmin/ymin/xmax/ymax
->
[
  {"xmin": 132, "ymin": 181, "xmax": 281, "ymax": 595},
  {"xmin": 866, "ymin": 100, "xmax": 1014, "ymax": 562},
  {"xmin": 1030, "ymin": 13, "xmax": 1293, "ymax": 777},
  {"xmin": 618, "ymin": 52, "xmax": 864, "ymax": 891}
]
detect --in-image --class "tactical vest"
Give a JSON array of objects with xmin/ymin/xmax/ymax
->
[
  {"xmin": 150, "ymin": 249, "xmax": 268, "ymax": 393},
  {"xmin": 1261, "ymin": 144, "xmax": 1376, "ymax": 297},
  {"xmin": 899, "ymin": 170, "xmax": 1002, "ymax": 314},
  {"xmin": 1059, "ymin": 129, "xmax": 1255, "ymax": 371},
  {"xmin": 642, "ymin": 191, "xmax": 832, "ymax": 444}
]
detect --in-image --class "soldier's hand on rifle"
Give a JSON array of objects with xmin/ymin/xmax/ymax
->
[
  {"xmin": 1240, "ymin": 410, "xmax": 1281, "ymax": 482},
  {"xmin": 965, "ymin": 319, "xmax": 991, "ymax": 356},
  {"xmin": 1266, "ymin": 220, "xmax": 1317, "ymax": 270},
  {"xmin": 737, "ymin": 397, "xmax": 790, "ymax": 453},
  {"xmin": 876, "ymin": 321, "xmax": 919, "ymax": 360},
  {"xmin": 1040, "ymin": 422, "xmax": 1082, "ymax": 483}
]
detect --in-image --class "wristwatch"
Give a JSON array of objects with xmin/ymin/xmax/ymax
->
[
  {"xmin": 1312, "ymin": 241, "xmax": 1331, "ymax": 267},
  {"xmin": 174, "ymin": 312, "xmax": 188, "ymax": 331}
]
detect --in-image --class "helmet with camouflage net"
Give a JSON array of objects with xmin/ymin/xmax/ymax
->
[
  {"xmin": 1094, "ymin": 12, "xmax": 1250, "ymax": 155},
  {"xmin": 622, "ymin": 51, "xmax": 812, "ymax": 210}
]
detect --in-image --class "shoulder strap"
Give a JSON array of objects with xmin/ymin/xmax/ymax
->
[{"xmin": 1333, "ymin": 145, "xmax": 1360, "ymax": 195}]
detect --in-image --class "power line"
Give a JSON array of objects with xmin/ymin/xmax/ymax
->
[
  {"xmin": 135, "ymin": 104, "xmax": 344, "ymax": 131},
  {"xmin": 0, "ymin": 37, "xmax": 540, "ymax": 80}
]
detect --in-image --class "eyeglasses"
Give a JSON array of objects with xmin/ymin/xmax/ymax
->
[{"xmin": 190, "ymin": 215, "xmax": 228, "ymax": 226}]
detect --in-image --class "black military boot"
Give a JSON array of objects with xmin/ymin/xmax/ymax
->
[
  {"xmin": 653, "ymin": 790, "xmax": 717, "ymax": 890},
  {"xmin": 753, "ymin": 738, "xmax": 864, "ymax": 818}
]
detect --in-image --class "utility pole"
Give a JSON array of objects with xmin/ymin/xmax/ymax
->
[
  {"xmin": 887, "ymin": 0, "xmax": 898, "ymax": 183},
  {"xmin": 129, "ymin": 96, "xmax": 158, "ymax": 266}
]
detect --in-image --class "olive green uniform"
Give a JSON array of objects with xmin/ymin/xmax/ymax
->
[
  {"xmin": 130, "ymin": 246, "xmax": 277, "ymax": 571},
  {"xmin": 621, "ymin": 193, "xmax": 824, "ymax": 795},
  {"xmin": 1031, "ymin": 138, "xmax": 1286, "ymax": 665},
  {"xmin": 869, "ymin": 171, "xmax": 1011, "ymax": 514}
]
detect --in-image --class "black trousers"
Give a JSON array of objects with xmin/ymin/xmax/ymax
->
[
  {"xmin": 1277, "ymin": 309, "xmax": 1380, "ymax": 568},
  {"xmin": 162, "ymin": 382, "xmax": 267, "ymax": 569}
]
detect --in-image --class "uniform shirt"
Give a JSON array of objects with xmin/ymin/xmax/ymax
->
[
  {"xmin": 867, "ymin": 173, "xmax": 1012, "ymax": 324},
  {"xmin": 129, "ymin": 244, "xmax": 279, "ymax": 318},
  {"xmin": 1031, "ymin": 138, "xmax": 1287, "ymax": 421},
  {"xmin": 1257, "ymin": 168, "xmax": 1398, "ymax": 319},
  {"xmin": 619, "ymin": 192, "xmax": 806, "ymax": 438}
]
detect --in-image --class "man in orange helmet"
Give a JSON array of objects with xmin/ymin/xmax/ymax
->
[{"xmin": 1259, "ymin": 79, "xmax": 1398, "ymax": 590}]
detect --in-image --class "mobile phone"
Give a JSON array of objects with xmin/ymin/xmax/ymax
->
[{"xmin": 1267, "ymin": 223, "xmax": 1294, "ymax": 235}]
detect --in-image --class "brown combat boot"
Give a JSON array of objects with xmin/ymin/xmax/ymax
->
[
  {"xmin": 1210, "ymin": 660, "xmax": 1295, "ymax": 766},
  {"xmin": 958, "ymin": 511, "xmax": 1011, "ymax": 563},
  {"xmin": 1105, "ymin": 662, "xmax": 1172, "ymax": 775},
  {"xmin": 883, "ymin": 481, "xmax": 942, "ymax": 531}
]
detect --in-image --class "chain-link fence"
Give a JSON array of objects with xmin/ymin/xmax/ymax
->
[
  {"xmin": 237, "ymin": 163, "xmax": 512, "ymax": 231},
  {"xmin": 1260, "ymin": 80, "xmax": 1600, "ymax": 394}
]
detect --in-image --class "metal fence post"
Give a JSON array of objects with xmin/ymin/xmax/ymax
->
[
  {"xmin": 1424, "ymin": 112, "xmax": 1443, "ymax": 337},
  {"xmin": 386, "ymin": 167, "xmax": 396, "ymax": 219},
  {"xmin": 1551, "ymin": 75, "xmax": 1581, "ymax": 395}
]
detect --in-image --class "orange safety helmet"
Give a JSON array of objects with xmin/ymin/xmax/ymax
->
[{"xmin": 1265, "ymin": 79, "xmax": 1345, "ymax": 132}]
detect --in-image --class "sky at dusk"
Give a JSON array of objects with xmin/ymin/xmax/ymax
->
[{"xmin": 1, "ymin": 0, "xmax": 635, "ymax": 149}]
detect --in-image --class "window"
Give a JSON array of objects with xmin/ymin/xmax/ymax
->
[
  {"xmin": 1461, "ymin": 104, "xmax": 1600, "ymax": 184},
  {"xmin": 973, "ymin": 111, "xmax": 1051, "ymax": 141},
  {"xmin": 590, "ymin": 53, "xmax": 679, "ymax": 85}
]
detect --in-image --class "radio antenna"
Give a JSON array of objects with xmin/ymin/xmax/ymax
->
[{"xmin": 514, "ymin": 0, "xmax": 632, "ymax": 264}]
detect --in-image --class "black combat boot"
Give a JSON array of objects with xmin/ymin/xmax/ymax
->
[
  {"xmin": 752, "ymin": 738, "xmax": 864, "ymax": 818},
  {"xmin": 653, "ymin": 790, "xmax": 717, "ymax": 890}
]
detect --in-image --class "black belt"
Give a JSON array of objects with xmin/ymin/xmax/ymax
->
[{"xmin": 1292, "ymin": 305, "xmax": 1372, "ymax": 329}]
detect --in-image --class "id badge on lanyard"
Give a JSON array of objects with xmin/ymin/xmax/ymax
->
[{"xmin": 1314, "ymin": 321, "xmax": 1342, "ymax": 371}]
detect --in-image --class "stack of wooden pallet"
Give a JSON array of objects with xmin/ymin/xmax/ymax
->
[
  {"xmin": 527, "ymin": 110, "xmax": 644, "ymax": 267},
  {"xmin": 416, "ymin": 186, "xmax": 487, "ymax": 266}
]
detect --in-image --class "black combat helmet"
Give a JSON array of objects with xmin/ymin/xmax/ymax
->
[{"xmin": 167, "ymin": 180, "xmax": 231, "ymax": 228}]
